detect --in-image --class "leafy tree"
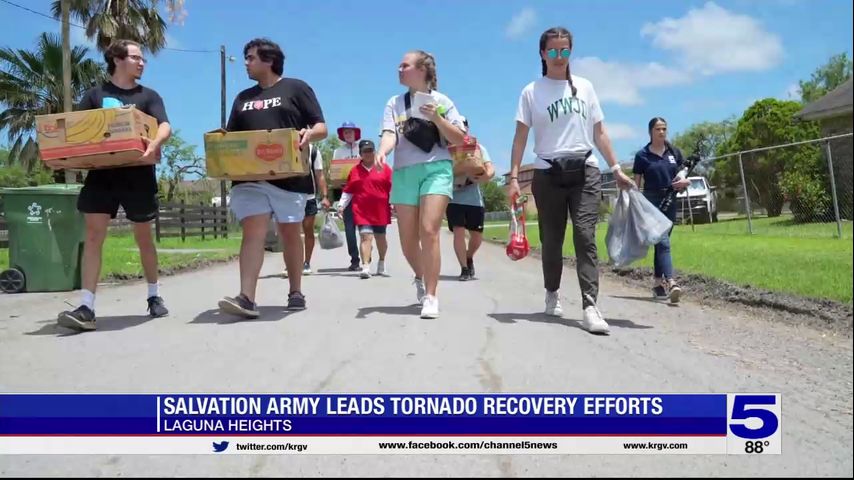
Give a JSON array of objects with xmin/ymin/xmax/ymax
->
[
  {"xmin": 799, "ymin": 53, "xmax": 853, "ymax": 104},
  {"xmin": 482, "ymin": 178, "xmax": 508, "ymax": 212},
  {"xmin": 51, "ymin": 0, "xmax": 187, "ymax": 53},
  {"xmin": 157, "ymin": 130, "xmax": 203, "ymax": 202},
  {"xmin": 717, "ymin": 98, "xmax": 821, "ymax": 217},
  {"xmin": 671, "ymin": 118, "xmax": 737, "ymax": 178},
  {"xmin": 0, "ymin": 33, "xmax": 105, "ymax": 170}
]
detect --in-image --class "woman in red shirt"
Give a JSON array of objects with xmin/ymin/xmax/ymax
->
[{"xmin": 338, "ymin": 140, "xmax": 393, "ymax": 279}]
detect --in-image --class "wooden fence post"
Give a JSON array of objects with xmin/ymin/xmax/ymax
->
[
  {"xmin": 200, "ymin": 202, "xmax": 206, "ymax": 241},
  {"xmin": 179, "ymin": 200, "xmax": 186, "ymax": 243}
]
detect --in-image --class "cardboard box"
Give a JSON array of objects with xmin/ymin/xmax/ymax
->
[
  {"xmin": 36, "ymin": 106, "xmax": 158, "ymax": 170},
  {"xmin": 449, "ymin": 139, "xmax": 486, "ymax": 177},
  {"xmin": 329, "ymin": 157, "xmax": 360, "ymax": 188},
  {"xmin": 204, "ymin": 128, "xmax": 310, "ymax": 181}
]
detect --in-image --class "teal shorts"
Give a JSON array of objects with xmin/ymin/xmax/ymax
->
[{"xmin": 390, "ymin": 160, "xmax": 453, "ymax": 206}]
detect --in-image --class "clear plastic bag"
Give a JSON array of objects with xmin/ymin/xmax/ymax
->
[
  {"xmin": 606, "ymin": 189, "xmax": 673, "ymax": 267},
  {"xmin": 318, "ymin": 212, "xmax": 344, "ymax": 250}
]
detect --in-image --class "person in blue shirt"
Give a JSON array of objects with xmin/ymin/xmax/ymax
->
[
  {"xmin": 446, "ymin": 118, "xmax": 495, "ymax": 281},
  {"xmin": 632, "ymin": 117, "xmax": 691, "ymax": 303}
]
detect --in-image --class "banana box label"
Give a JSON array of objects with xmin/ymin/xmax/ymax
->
[
  {"xmin": 204, "ymin": 128, "xmax": 310, "ymax": 181},
  {"xmin": 36, "ymin": 106, "xmax": 158, "ymax": 170}
]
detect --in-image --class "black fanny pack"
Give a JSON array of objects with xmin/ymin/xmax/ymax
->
[
  {"xmin": 400, "ymin": 92, "xmax": 441, "ymax": 153},
  {"xmin": 543, "ymin": 151, "xmax": 592, "ymax": 175}
]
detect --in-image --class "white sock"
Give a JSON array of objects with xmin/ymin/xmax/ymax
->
[
  {"xmin": 148, "ymin": 283, "xmax": 159, "ymax": 298},
  {"xmin": 80, "ymin": 289, "xmax": 95, "ymax": 311}
]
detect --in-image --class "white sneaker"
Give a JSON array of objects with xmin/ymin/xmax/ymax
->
[
  {"xmin": 582, "ymin": 296, "xmax": 610, "ymax": 335},
  {"xmin": 420, "ymin": 295, "xmax": 439, "ymax": 319},
  {"xmin": 281, "ymin": 269, "xmax": 288, "ymax": 278},
  {"xmin": 302, "ymin": 263, "xmax": 312, "ymax": 275},
  {"xmin": 545, "ymin": 291, "xmax": 563, "ymax": 317},
  {"xmin": 360, "ymin": 265, "xmax": 372, "ymax": 279},
  {"xmin": 413, "ymin": 277, "xmax": 426, "ymax": 304},
  {"xmin": 376, "ymin": 260, "xmax": 389, "ymax": 277}
]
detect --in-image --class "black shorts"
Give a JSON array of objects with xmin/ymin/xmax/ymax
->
[
  {"xmin": 77, "ymin": 184, "xmax": 159, "ymax": 223},
  {"xmin": 304, "ymin": 198, "xmax": 319, "ymax": 217},
  {"xmin": 446, "ymin": 203, "xmax": 485, "ymax": 232}
]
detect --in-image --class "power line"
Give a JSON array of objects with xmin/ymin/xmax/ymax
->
[{"xmin": 0, "ymin": 0, "xmax": 215, "ymax": 53}]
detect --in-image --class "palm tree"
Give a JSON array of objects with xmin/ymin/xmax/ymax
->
[
  {"xmin": 50, "ymin": 0, "xmax": 186, "ymax": 53},
  {"xmin": 0, "ymin": 33, "xmax": 105, "ymax": 171}
]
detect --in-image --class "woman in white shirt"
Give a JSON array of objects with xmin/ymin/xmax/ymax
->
[
  {"xmin": 375, "ymin": 50, "xmax": 467, "ymax": 319},
  {"xmin": 508, "ymin": 27, "xmax": 634, "ymax": 335}
]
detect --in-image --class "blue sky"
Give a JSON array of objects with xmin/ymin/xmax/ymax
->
[{"xmin": 1, "ymin": 0, "xmax": 852, "ymax": 175}]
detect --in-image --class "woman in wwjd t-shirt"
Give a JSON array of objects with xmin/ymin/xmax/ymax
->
[{"xmin": 508, "ymin": 27, "xmax": 634, "ymax": 335}]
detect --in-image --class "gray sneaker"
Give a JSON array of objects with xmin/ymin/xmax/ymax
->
[
  {"xmin": 218, "ymin": 294, "xmax": 260, "ymax": 319},
  {"xmin": 58, "ymin": 305, "xmax": 96, "ymax": 331},
  {"xmin": 287, "ymin": 291, "xmax": 307, "ymax": 311}
]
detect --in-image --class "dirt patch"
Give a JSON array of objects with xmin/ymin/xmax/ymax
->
[{"xmin": 487, "ymin": 239, "xmax": 853, "ymax": 337}]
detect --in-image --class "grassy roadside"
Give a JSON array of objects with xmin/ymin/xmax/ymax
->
[
  {"xmin": 1, "ymin": 233, "xmax": 242, "ymax": 281},
  {"xmin": 482, "ymin": 217, "xmax": 853, "ymax": 304}
]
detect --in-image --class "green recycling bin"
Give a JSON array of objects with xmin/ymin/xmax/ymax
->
[{"xmin": 0, "ymin": 184, "xmax": 85, "ymax": 293}]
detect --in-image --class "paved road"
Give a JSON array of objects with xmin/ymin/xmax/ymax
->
[{"xmin": 1, "ymin": 225, "xmax": 851, "ymax": 477}]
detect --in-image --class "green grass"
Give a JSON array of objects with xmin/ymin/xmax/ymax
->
[
  {"xmin": 483, "ymin": 217, "xmax": 853, "ymax": 304},
  {"xmin": 688, "ymin": 214, "xmax": 853, "ymax": 239},
  {"xmin": 1, "ymin": 233, "xmax": 242, "ymax": 281}
]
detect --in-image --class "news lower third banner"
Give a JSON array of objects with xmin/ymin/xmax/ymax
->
[{"xmin": 0, "ymin": 394, "xmax": 781, "ymax": 455}]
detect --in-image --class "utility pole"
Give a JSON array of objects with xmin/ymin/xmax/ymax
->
[{"xmin": 61, "ymin": 0, "xmax": 76, "ymax": 183}]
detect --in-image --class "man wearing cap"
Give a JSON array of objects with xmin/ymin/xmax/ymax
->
[
  {"xmin": 332, "ymin": 122, "xmax": 363, "ymax": 270},
  {"xmin": 337, "ymin": 139, "xmax": 392, "ymax": 279}
]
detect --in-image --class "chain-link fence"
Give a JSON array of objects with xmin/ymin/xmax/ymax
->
[{"xmin": 699, "ymin": 133, "xmax": 852, "ymax": 239}]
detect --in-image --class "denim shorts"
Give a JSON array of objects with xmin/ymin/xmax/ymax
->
[{"xmin": 230, "ymin": 182, "xmax": 307, "ymax": 224}]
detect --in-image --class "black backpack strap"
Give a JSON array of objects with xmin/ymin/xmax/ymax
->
[{"xmin": 403, "ymin": 91, "xmax": 411, "ymax": 120}]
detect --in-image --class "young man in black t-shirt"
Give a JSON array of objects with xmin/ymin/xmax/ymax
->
[
  {"xmin": 217, "ymin": 38, "xmax": 328, "ymax": 318},
  {"xmin": 58, "ymin": 40, "xmax": 172, "ymax": 332}
]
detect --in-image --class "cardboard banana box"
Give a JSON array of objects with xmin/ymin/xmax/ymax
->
[
  {"xmin": 449, "ymin": 141, "xmax": 486, "ymax": 177},
  {"xmin": 329, "ymin": 157, "xmax": 360, "ymax": 188},
  {"xmin": 36, "ymin": 106, "xmax": 158, "ymax": 170},
  {"xmin": 204, "ymin": 128, "xmax": 310, "ymax": 181}
]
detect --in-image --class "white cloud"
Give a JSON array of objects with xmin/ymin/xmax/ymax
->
[
  {"xmin": 606, "ymin": 123, "xmax": 643, "ymax": 140},
  {"xmin": 784, "ymin": 83, "xmax": 801, "ymax": 100},
  {"xmin": 505, "ymin": 8, "xmax": 537, "ymax": 40},
  {"xmin": 572, "ymin": 56, "xmax": 692, "ymax": 106},
  {"xmin": 641, "ymin": 2, "xmax": 783, "ymax": 75}
]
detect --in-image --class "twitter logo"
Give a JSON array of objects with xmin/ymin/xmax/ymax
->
[{"xmin": 212, "ymin": 441, "xmax": 229, "ymax": 453}]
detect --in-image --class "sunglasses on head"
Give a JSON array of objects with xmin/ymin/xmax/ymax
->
[{"xmin": 546, "ymin": 48, "xmax": 571, "ymax": 59}]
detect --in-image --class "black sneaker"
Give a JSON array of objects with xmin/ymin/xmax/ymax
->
[
  {"xmin": 147, "ymin": 296, "xmax": 169, "ymax": 318},
  {"xmin": 287, "ymin": 291, "xmax": 307, "ymax": 311},
  {"xmin": 347, "ymin": 263, "xmax": 361, "ymax": 272},
  {"xmin": 668, "ymin": 281, "xmax": 682, "ymax": 304},
  {"xmin": 57, "ymin": 306, "xmax": 96, "ymax": 332},
  {"xmin": 652, "ymin": 284, "xmax": 669, "ymax": 300},
  {"xmin": 467, "ymin": 258, "xmax": 475, "ymax": 279},
  {"xmin": 218, "ymin": 293, "xmax": 260, "ymax": 319},
  {"xmin": 459, "ymin": 267, "xmax": 471, "ymax": 281}
]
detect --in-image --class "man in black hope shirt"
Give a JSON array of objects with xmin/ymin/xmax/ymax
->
[
  {"xmin": 58, "ymin": 40, "xmax": 172, "ymax": 331},
  {"xmin": 217, "ymin": 38, "xmax": 327, "ymax": 318}
]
